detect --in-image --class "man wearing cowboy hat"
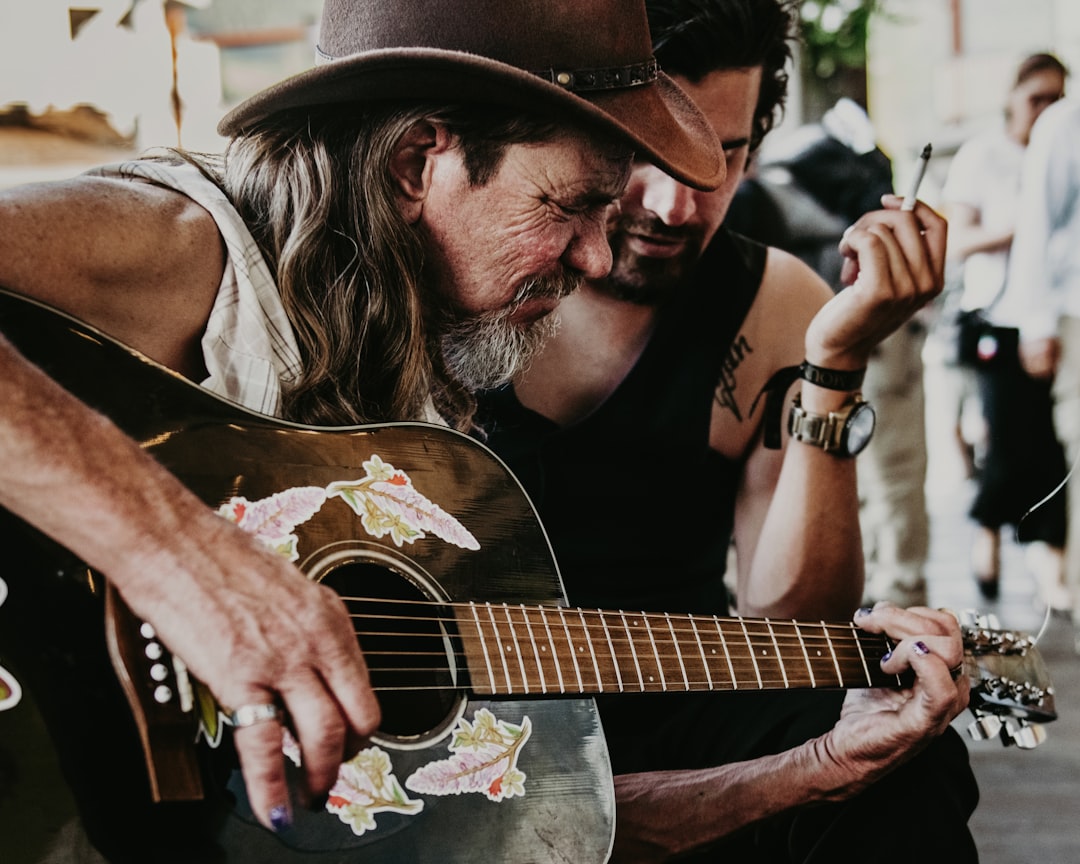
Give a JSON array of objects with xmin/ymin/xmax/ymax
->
[{"xmin": 0, "ymin": 1, "xmax": 723, "ymax": 861}]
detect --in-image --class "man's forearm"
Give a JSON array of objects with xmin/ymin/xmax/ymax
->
[{"xmin": 611, "ymin": 737, "xmax": 846, "ymax": 862}]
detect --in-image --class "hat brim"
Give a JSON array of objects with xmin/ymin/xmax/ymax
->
[{"xmin": 217, "ymin": 48, "xmax": 724, "ymax": 191}]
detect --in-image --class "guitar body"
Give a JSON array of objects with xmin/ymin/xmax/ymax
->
[{"xmin": 0, "ymin": 289, "xmax": 615, "ymax": 863}]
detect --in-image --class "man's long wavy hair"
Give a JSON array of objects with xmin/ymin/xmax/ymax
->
[{"xmin": 190, "ymin": 103, "xmax": 558, "ymax": 432}]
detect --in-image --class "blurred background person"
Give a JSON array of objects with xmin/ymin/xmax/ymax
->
[
  {"xmin": 1000, "ymin": 93, "xmax": 1080, "ymax": 639},
  {"xmin": 940, "ymin": 52, "xmax": 1069, "ymax": 609}
]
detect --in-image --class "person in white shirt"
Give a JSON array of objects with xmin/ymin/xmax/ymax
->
[
  {"xmin": 1001, "ymin": 95, "xmax": 1080, "ymax": 644},
  {"xmin": 941, "ymin": 52, "xmax": 1069, "ymax": 608}
]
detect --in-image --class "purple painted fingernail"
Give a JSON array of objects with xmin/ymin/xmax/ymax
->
[
  {"xmin": 855, "ymin": 606, "xmax": 873, "ymax": 618},
  {"xmin": 913, "ymin": 641, "xmax": 931, "ymax": 656},
  {"xmin": 270, "ymin": 805, "xmax": 292, "ymax": 832},
  {"xmin": 880, "ymin": 650, "xmax": 892, "ymax": 663}
]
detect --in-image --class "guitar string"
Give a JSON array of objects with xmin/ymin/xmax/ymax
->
[
  {"xmin": 329, "ymin": 594, "xmax": 879, "ymax": 640},
  {"xmin": 328, "ymin": 598, "xmax": 896, "ymax": 691}
]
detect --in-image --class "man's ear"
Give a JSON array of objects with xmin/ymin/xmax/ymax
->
[{"xmin": 390, "ymin": 120, "xmax": 453, "ymax": 224}]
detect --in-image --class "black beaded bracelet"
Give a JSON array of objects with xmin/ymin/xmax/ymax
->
[{"xmin": 798, "ymin": 361, "xmax": 865, "ymax": 391}]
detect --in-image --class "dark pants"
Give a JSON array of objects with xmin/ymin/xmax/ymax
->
[
  {"xmin": 969, "ymin": 331, "xmax": 1068, "ymax": 546},
  {"xmin": 599, "ymin": 689, "xmax": 980, "ymax": 863}
]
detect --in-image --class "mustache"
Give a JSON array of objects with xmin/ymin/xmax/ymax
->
[
  {"xmin": 507, "ymin": 268, "xmax": 583, "ymax": 310},
  {"xmin": 611, "ymin": 213, "xmax": 694, "ymax": 244}
]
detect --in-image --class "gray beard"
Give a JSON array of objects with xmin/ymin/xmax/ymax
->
[
  {"xmin": 438, "ymin": 271, "xmax": 581, "ymax": 391},
  {"xmin": 440, "ymin": 307, "xmax": 561, "ymax": 391}
]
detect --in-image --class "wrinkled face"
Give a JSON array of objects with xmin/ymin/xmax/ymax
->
[
  {"xmin": 1008, "ymin": 68, "xmax": 1066, "ymax": 144},
  {"xmin": 418, "ymin": 131, "xmax": 631, "ymax": 389},
  {"xmin": 606, "ymin": 68, "xmax": 762, "ymax": 304}
]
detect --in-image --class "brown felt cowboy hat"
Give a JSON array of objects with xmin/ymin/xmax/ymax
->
[{"xmin": 218, "ymin": 0, "xmax": 724, "ymax": 190}]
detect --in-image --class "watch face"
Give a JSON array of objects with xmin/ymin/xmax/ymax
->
[{"xmin": 844, "ymin": 402, "xmax": 876, "ymax": 455}]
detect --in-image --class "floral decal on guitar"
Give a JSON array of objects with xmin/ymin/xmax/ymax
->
[
  {"xmin": 405, "ymin": 708, "xmax": 532, "ymax": 802},
  {"xmin": 326, "ymin": 746, "xmax": 425, "ymax": 834},
  {"xmin": 195, "ymin": 453, "xmax": 531, "ymax": 835},
  {"xmin": 0, "ymin": 577, "xmax": 23, "ymax": 711}
]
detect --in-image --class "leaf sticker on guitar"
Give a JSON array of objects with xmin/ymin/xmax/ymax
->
[
  {"xmin": 217, "ymin": 486, "xmax": 328, "ymax": 562},
  {"xmin": 328, "ymin": 455, "xmax": 480, "ymax": 550},
  {"xmin": 405, "ymin": 709, "xmax": 531, "ymax": 802},
  {"xmin": 0, "ymin": 578, "xmax": 23, "ymax": 711},
  {"xmin": 326, "ymin": 746, "xmax": 424, "ymax": 835}
]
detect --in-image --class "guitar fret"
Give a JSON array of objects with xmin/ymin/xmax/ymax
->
[
  {"xmin": 795, "ymin": 620, "xmax": 815, "ymax": 688},
  {"xmin": 688, "ymin": 614, "xmax": 714, "ymax": 690},
  {"xmin": 539, "ymin": 606, "xmax": 566, "ymax": 693},
  {"xmin": 641, "ymin": 613, "xmax": 667, "ymax": 691},
  {"xmin": 519, "ymin": 603, "xmax": 547, "ymax": 693},
  {"xmin": 799, "ymin": 621, "xmax": 839, "ymax": 686},
  {"xmin": 501, "ymin": 604, "xmax": 530, "ymax": 694},
  {"xmin": 598, "ymin": 610, "xmax": 625, "ymax": 692},
  {"xmin": 738, "ymin": 617, "xmax": 764, "ymax": 688},
  {"xmin": 712, "ymin": 616, "xmax": 738, "ymax": 689},
  {"xmin": 485, "ymin": 603, "xmax": 514, "ymax": 693},
  {"xmin": 852, "ymin": 625, "xmax": 873, "ymax": 685},
  {"xmin": 578, "ymin": 609, "xmax": 603, "ymax": 692},
  {"xmin": 665, "ymin": 613, "xmax": 690, "ymax": 690},
  {"xmin": 823, "ymin": 622, "xmax": 844, "ymax": 687},
  {"xmin": 619, "ymin": 611, "xmax": 646, "ymax": 691},
  {"xmin": 468, "ymin": 602, "xmax": 498, "ymax": 693},
  {"xmin": 766, "ymin": 619, "xmax": 789, "ymax": 689},
  {"xmin": 557, "ymin": 607, "xmax": 585, "ymax": 693}
]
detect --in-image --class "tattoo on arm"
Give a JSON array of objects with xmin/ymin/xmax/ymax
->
[{"xmin": 713, "ymin": 334, "xmax": 753, "ymax": 421}]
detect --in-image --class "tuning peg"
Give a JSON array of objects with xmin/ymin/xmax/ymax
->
[
  {"xmin": 958, "ymin": 609, "xmax": 1001, "ymax": 630},
  {"xmin": 967, "ymin": 714, "xmax": 1002, "ymax": 741},
  {"xmin": 978, "ymin": 612, "xmax": 1001, "ymax": 630},
  {"xmin": 1003, "ymin": 718, "xmax": 1047, "ymax": 750}
]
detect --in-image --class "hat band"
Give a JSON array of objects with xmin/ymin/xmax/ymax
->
[
  {"xmin": 314, "ymin": 46, "xmax": 658, "ymax": 93},
  {"xmin": 530, "ymin": 58, "xmax": 658, "ymax": 92}
]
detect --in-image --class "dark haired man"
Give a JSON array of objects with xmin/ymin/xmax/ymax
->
[{"xmin": 479, "ymin": 0, "xmax": 978, "ymax": 859}]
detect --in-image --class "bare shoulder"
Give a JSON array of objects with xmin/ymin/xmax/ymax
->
[
  {"xmin": 741, "ymin": 247, "xmax": 832, "ymax": 368},
  {"xmin": 708, "ymin": 246, "xmax": 832, "ymax": 458},
  {"xmin": 0, "ymin": 172, "xmax": 225, "ymax": 366}
]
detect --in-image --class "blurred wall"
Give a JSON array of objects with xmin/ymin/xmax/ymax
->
[{"xmin": 867, "ymin": 0, "xmax": 1080, "ymax": 204}]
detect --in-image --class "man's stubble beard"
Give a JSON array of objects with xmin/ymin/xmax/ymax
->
[
  {"xmin": 437, "ymin": 269, "xmax": 582, "ymax": 392},
  {"xmin": 603, "ymin": 216, "xmax": 703, "ymax": 305}
]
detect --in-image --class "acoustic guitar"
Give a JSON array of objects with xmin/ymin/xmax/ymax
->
[{"xmin": 0, "ymin": 288, "xmax": 1057, "ymax": 863}]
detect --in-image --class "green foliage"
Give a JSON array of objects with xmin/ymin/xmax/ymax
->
[{"xmin": 799, "ymin": 0, "xmax": 886, "ymax": 79}]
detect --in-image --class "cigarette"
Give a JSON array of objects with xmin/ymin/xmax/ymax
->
[{"xmin": 901, "ymin": 143, "xmax": 932, "ymax": 211}]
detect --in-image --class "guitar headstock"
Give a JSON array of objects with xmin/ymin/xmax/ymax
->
[{"xmin": 959, "ymin": 610, "xmax": 1057, "ymax": 749}]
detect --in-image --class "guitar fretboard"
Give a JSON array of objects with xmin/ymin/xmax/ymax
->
[{"xmin": 456, "ymin": 603, "xmax": 900, "ymax": 696}]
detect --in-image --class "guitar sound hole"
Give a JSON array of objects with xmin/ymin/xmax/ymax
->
[{"xmin": 319, "ymin": 561, "xmax": 462, "ymax": 743}]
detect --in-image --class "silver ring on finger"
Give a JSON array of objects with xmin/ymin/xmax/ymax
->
[{"xmin": 226, "ymin": 702, "xmax": 280, "ymax": 728}]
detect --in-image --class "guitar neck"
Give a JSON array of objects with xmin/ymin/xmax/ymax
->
[{"xmin": 456, "ymin": 603, "xmax": 900, "ymax": 696}]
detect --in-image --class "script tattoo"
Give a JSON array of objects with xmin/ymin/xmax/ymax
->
[{"xmin": 713, "ymin": 334, "xmax": 753, "ymax": 420}]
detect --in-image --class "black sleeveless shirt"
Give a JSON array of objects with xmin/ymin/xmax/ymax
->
[{"xmin": 477, "ymin": 228, "xmax": 765, "ymax": 617}]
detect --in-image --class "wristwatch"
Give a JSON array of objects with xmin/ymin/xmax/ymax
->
[{"xmin": 787, "ymin": 394, "xmax": 876, "ymax": 457}]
